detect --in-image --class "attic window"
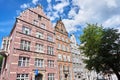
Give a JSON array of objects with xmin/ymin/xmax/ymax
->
[{"xmin": 38, "ymin": 15, "xmax": 42, "ymax": 20}]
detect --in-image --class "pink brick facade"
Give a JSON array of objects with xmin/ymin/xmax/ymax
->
[{"xmin": 0, "ymin": 6, "xmax": 58, "ymax": 80}]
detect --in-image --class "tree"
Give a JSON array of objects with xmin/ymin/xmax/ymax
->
[
  {"xmin": 80, "ymin": 24, "xmax": 120, "ymax": 79},
  {"xmin": 0, "ymin": 55, "xmax": 3, "ymax": 70}
]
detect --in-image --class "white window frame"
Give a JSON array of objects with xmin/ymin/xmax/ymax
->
[
  {"xmin": 16, "ymin": 74, "xmax": 29, "ymax": 80},
  {"xmin": 66, "ymin": 39, "xmax": 68, "ymax": 43},
  {"xmin": 36, "ymin": 44, "xmax": 44, "ymax": 53},
  {"xmin": 63, "ymin": 55, "xmax": 67, "ymax": 61},
  {"xmin": 35, "ymin": 58, "xmax": 44, "ymax": 68},
  {"xmin": 48, "ymin": 73, "xmax": 54, "ymax": 80},
  {"xmin": 20, "ymin": 40, "xmax": 30, "ymax": 51},
  {"xmin": 62, "ymin": 37, "xmax": 64, "ymax": 41},
  {"xmin": 67, "ymin": 56, "xmax": 70, "ymax": 62},
  {"xmin": 47, "ymin": 35, "xmax": 53, "ymax": 42},
  {"xmin": 22, "ymin": 27, "xmax": 31, "ymax": 35},
  {"xmin": 47, "ymin": 46, "xmax": 54, "ymax": 55},
  {"xmin": 58, "ymin": 54, "xmax": 62, "ymax": 60},
  {"xmin": 41, "ymin": 23, "xmax": 46, "ymax": 29},
  {"xmin": 18, "ymin": 57, "xmax": 29, "ymax": 67},
  {"xmin": 33, "ymin": 20, "xmax": 38, "ymax": 25},
  {"xmin": 58, "ymin": 44, "xmax": 61, "ymax": 49},
  {"xmin": 36, "ymin": 32, "xmax": 44, "ymax": 39},
  {"xmin": 48, "ymin": 60, "xmax": 54, "ymax": 68}
]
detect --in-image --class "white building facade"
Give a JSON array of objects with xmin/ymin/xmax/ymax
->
[{"xmin": 70, "ymin": 34, "xmax": 97, "ymax": 80}]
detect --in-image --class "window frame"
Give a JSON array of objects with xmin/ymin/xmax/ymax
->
[
  {"xmin": 22, "ymin": 26, "xmax": 31, "ymax": 35},
  {"xmin": 18, "ymin": 56, "xmax": 29, "ymax": 67},
  {"xmin": 35, "ymin": 58, "xmax": 44, "ymax": 68},
  {"xmin": 16, "ymin": 74, "xmax": 29, "ymax": 80},
  {"xmin": 20, "ymin": 40, "xmax": 30, "ymax": 51}
]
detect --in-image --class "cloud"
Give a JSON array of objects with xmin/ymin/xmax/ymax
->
[
  {"xmin": 47, "ymin": 0, "xmax": 51, "ymax": 3},
  {"xmin": 103, "ymin": 15, "xmax": 120, "ymax": 28},
  {"xmin": 32, "ymin": 0, "xmax": 39, "ymax": 5},
  {"xmin": 53, "ymin": 0, "xmax": 69, "ymax": 13},
  {"xmin": 20, "ymin": 3, "xmax": 30, "ymax": 9},
  {"xmin": 61, "ymin": 0, "xmax": 120, "ymax": 32},
  {"xmin": 19, "ymin": 0, "xmax": 120, "ymax": 33}
]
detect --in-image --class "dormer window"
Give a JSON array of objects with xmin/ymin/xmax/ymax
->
[{"xmin": 38, "ymin": 15, "xmax": 42, "ymax": 20}]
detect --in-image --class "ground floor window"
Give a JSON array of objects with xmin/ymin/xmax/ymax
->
[
  {"xmin": 48, "ymin": 73, "xmax": 54, "ymax": 80},
  {"xmin": 16, "ymin": 74, "xmax": 29, "ymax": 80}
]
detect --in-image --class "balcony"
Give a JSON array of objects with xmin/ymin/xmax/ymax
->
[{"xmin": 0, "ymin": 50, "xmax": 8, "ymax": 57}]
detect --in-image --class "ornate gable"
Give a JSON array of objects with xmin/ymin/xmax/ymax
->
[{"xmin": 55, "ymin": 19, "xmax": 68, "ymax": 35}]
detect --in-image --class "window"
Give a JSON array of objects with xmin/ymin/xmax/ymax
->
[
  {"xmin": 38, "ymin": 15, "xmax": 42, "ymax": 20},
  {"xmin": 20, "ymin": 40, "xmax": 30, "ymax": 51},
  {"xmin": 36, "ymin": 32, "xmax": 44, "ymax": 39},
  {"xmin": 22, "ymin": 27, "xmax": 31, "ymax": 35},
  {"xmin": 16, "ymin": 74, "xmax": 29, "ymax": 80},
  {"xmin": 65, "ymin": 46, "xmax": 69, "ymax": 52},
  {"xmin": 47, "ymin": 35, "xmax": 53, "ymax": 42},
  {"xmin": 66, "ymin": 39, "xmax": 68, "ymax": 43},
  {"xmin": 62, "ymin": 45, "xmax": 65, "ymax": 51},
  {"xmin": 48, "ymin": 60, "xmax": 54, "ymax": 68},
  {"xmin": 36, "ymin": 44, "xmax": 44, "ymax": 53},
  {"xmin": 62, "ymin": 37, "xmax": 64, "ymax": 41},
  {"xmin": 58, "ymin": 54, "xmax": 62, "ymax": 60},
  {"xmin": 18, "ymin": 57, "xmax": 29, "ymax": 67},
  {"xmin": 58, "ymin": 44, "xmax": 61, "ymax": 49},
  {"xmin": 35, "ymin": 58, "xmax": 44, "ymax": 67},
  {"xmin": 67, "ymin": 47, "xmax": 69, "ymax": 52},
  {"xmin": 63, "ymin": 66, "xmax": 69, "ymax": 71},
  {"xmin": 33, "ymin": 20, "xmax": 38, "ymax": 25},
  {"xmin": 41, "ymin": 23, "xmax": 46, "ymax": 29},
  {"xmin": 67, "ymin": 56, "xmax": 70, "ymax": 62},
  {"xmin": 63, "ymin": 55, "xmax": 67, "ymax": 61},
  {"xmin": 48, "ymin": 73, "xmax": 54, "ymax": 80},
  {"xmin": 57, "ymin": 36, "xmax": 60, "ymax": 40},
  {"xmin": 47, "ymin": 46, "xmax": 54, "ymax": 55}
]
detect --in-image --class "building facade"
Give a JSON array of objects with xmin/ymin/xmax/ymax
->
[
  {"xmin": 70, "ymin": 34, "xmax": 82, "ymax": 80},
  {"xmin": 70, "ymin": 34, "xmax": 97, "ymax": 80},
  {"xmin": 0, "ymin": 5, "xmax": 58, "ymax": 80},
  {"xmin": 55, "ymin": 19, "xmax": 73, "ymax": 80}
]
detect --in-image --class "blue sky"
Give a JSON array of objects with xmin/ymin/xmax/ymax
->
[{"xmin": 0, "ymin": 0, "xmax": 120, "ymax": 46}]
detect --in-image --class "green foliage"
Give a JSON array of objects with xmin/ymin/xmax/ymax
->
[
  {"xmin": 80, "ymin": 24, "xmax": 120, "ymax": 79},
  {"xmin": 0, "ymin": 55, "xmax": 3, "ymax": 67},
  {"xmin": 80, "ymin": 24, "xmax": 103, "ymax": 58}
]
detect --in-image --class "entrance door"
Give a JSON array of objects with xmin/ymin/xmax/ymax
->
[
  {"xmin": 35, "ymin": 73, "xmax": 43, "ymax": 80},
  {"xmin": 64, "ymin": 74, "xmax": 68, "ymax": 80}
]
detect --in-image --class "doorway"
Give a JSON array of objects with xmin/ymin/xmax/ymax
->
[
  {"xmin": 35, "ymin": 73, "xmax": 43, "ymax": 80},
  {"xmin": 64, "ymin": 74, "xmax": 68, "ymax": 80}
]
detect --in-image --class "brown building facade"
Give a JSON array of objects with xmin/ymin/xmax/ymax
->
[
  {"xmin": 0, "ymin": 6, "xmax": 58, "ymax": 80},
  {"xmin": 55, "ymin": 19, "xmax": 73, "ymax": 80}
]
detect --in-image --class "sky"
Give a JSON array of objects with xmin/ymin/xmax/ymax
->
[{"xmin": 0, "ymin": 0, "xmax": 120, "ymax": 46}]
